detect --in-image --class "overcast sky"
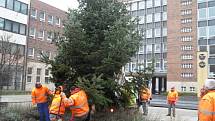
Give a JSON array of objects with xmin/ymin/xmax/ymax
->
[{"xmin": 39, "ymin": 0, "xmax": 78, "ymax": 11}]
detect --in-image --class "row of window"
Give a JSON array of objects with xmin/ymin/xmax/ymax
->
[
  {"xmin": 181, "ymin": 73, "xmax": 193, "ymax": 78},
  {"xmin": 181, "ymin": 86, "xmax": 195, "ymax": 92},
  {"xmin": 146, "ymin": 28, "xmax": 167, "ymax": 38},
  {"xmin": 198, "ymin": 7, "xmax": 215, "ymax": 20},
  {"xmin": 198, "ymin": 0, "xmax": 215, "ymax": 3},
  {"xmin": 198, "ymin": 26, "xmax": 215, "ymax": 38},
  {"xmin": 128, "ymin": 0, "xmax": 167, "ymax": 11},
  {"xmin": 181, "ymin": 0, "xmax": 192, "ymax": 6},
  {"xmin": 28, "ymin": 48, "xmax": 55, "ymax": 60},
  {"xmin": 139, "ymin": 43, "xmax": 167, "ymax": 53},
  {"xmin": 137, "ymin": 12, "xmax": 167, "ymax": 24},
  {"xmin": 0, "ymin": 41, "xmax": 25, "ymax": 55},
  {"xmin": 27, "ymin": 76, "xmax": 50, "ymax": 83},
  {"xmin": 198, "ymin": 19, "xmax": 215, "ymax": 27},
  {"xmin": 181, "ymin": 63, "xmax": 193, "ymax": 69},
  {"xmin": 27, "ymin": 67, "xmax": 49, "ymax": 75},
  {"xmin": 181, "ymin": 27, "xmax": 192, "ymax": 33},
  {"xmin": 181, "ymin": 36, "xmax": 193, "ymax": 42},
  {"xmin": 0, "ymin": 0, "xmax": 28, "ymax": 15},
  {"xmin": 198, "ymin": 1, "xmax": 215, "ymax": 9},
  {"xmin": 181, "ymin": 9, "xmax": 192, "ymax": 16},
  {"xmin": 181, "ymin": 54, "xmax": 193, "ymax": 60},
  {"xmin": 181, "ymin": 18, "xmax": 192, "ymax": 24},
  {"xmin": 0, "ymin": 17, "xmax": 26, "ymax": 35},
  {"xmin": 31, "ymin": 8, "xmax": 61, "ymax": 26},
  {"xmin": 181, "ymin": 45, "xmax": 193, "ymax": 51},
  {"xmin": 29, "ymin": 27, "xmax": 56, "ymax": 41}
]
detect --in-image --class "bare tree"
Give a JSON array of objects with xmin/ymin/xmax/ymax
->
[{"xmin": 0, "ymin": 34, "xmax": 24, "ymax": 90}]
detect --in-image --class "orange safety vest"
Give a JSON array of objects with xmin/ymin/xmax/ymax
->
[
  {"xmin": 31, "ymin": 86, "xmax": 52, "ymax": 104},
  {"xmin": 69, "ymin": 90, "xmax": 89, "ymax": 117},
  {"xmin": 167, "ymin": 90, "xmax": 178, "ymax": 102},
  {"xmin": 198, "ymin": 90, "xmax": 215, "ymax": 121},
  {"xmin": 49, "ymin": 94, "xmax": 67, "ymax": 115},
  {"xmin": 140, "ymin": 88, "xmax": 151, "ymax": 101}
]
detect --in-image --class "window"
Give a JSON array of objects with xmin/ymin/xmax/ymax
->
[
  {"xmin": 12, "ymin": 22, "xmax": 19, "ymax": 33},
  {"xmin": 131, "ymin": 2, "xmax": 137, "ymax": 11},
  {"xmin": 155, "ymin": 28, "xmax": 161, "ymax": 37},
  {"xmin": 131, "ymin": 63, "xmax": 137, "ymax": 72},
  {"xmin": 0, "ymin": 0, "xmax": 6, "ymax": 7},
  {"xmin": 181, "ymin": 9, "xmax": 192, "ymax": 16},
  {"xmin": 125, "ymin": 63, "xmax": 130, "ymax": 72},
  {"xmin": 39, "ymin": 11, "xmax": 45, "ymax": 22},
  {"xmin": 181, "ymin": 63, "xmax": 193, "ymax": 69},
  {"xmin": 38, "ymin": 30, "xmax": 44, "ymax": 39},
  {"xmin": 163, "ymin": 12, "xmax": 167, "ymax": 21},
  {"xmin": 27, "ymin": 67, "xmax": 33, "ymax": 74},
  {"xmin": 190, "ymin": 87, "xmax": 195, "ymax": 92},
  {"xmin": 47, "ymin": 31, "xmax": 53, "ymax": 41},
  {"xmin": 181, "ymin": 54, "xmax": 193, "ymax": 60},
  {"xmin": 181, "ymin": 0, "xmax": 192, "ymax": 6},
  {"xmin": 45, "ymin": 77, "xmax": 50, "ymax": 84},
  {"xmin": 21, "ymin": 3, "xmax": 27, "ymax": 14},
  {"xmin": 48, "ymin": 15, "xmax": 53, "ymax": 24},
  {"xmin": 154, "ymin": 13, "xmax": 161, "ymax": 22},
  {"xmin": 198, "ymin": 27, "xmax": 207, "ymax": 38},
  {"xmin": 155, "ymin": 44, "xmax": 161, "ymax": 53},
  {"xmin": 27, "ymin": 76, "xmax": 32, "ymax": 83},
  {"xmin": 37, "ymin": 50, "xmax": 43, "ymax": 59},
  {"xmin": 163, "ymin": 0, "xmax": 167, "ymax": 5},
  {"xmin": 181, "ymin": 27, "xmax": 192, "ymax": 33},
  {"xmin": 14, "ymin": 1, "xmax": 21, "ymax": 12},
  {"xmin": 209, "ymin": 46, "xmax": 215, "ymax": 55},
  {"xmin": 181, "ymin": 86, "xmax": 186, "ymax": 92},
  {"xmin": 19, "ymin": 24, "xmax": 26, "ymax": 35},
  {"xmin": 154, "ymin": 0, "xmax": 161, "ymax": 7},
  {"xmin": 139, "ymin": 16, "xmax": 144, "ymax": 24},
  {"xmin": 146, "ymin": 0, "xmax": 152, "ymax": 8},
  {"xmin": 0, "ymin": 18, "xmax": 4, "ymax": 29},
  {"xmin": 37, "ymin": 68, "xmax": 41, "ymax": 75},
  {"xmin": 45, "ymin": 69, "xmax": 49, "ymax": 76},
  {"xmin": 163, "ymin": 43, "xmax": 167, "ymax": 52},
  {"xmin": 6, "ymin": 0, "xmax": 14, "ymax": 10},
  {"xmin": 146, "ymin": 14, "xmax": 152, "ymax": 23},
  {"xmin": 36, "ymin": 76, "xmax": 40, "ymax": 82},
  {"xmin": 163, "ymin": 28, "xmax": 167, "ymax": 36},
  {"xmin": 163, "ymin": 59, "xmax": 167, "ymax": 69},
  {"xmin": 31, "ymin": 8, "xmax": 37, "ymax": 19},
  {"xmin": 155, "ymin": 61, "xmax": 160, "ymax": 69},
  {"xmin": 146, "ymin": 29, "xmax": 152, "ymax": 38},
  {"xmin": 209, "ymin": 26, "xmax": 215, "ymax": 37},
  {"xmin": 209, "ymin": 7, "xmax": 215, "ymax": 18},
  {"xmin": 181, "ymin": 36, "xmax": 193, "ymax": 42},
  {"xmin": 139, "ymin": 44, "xmax": 144, "ymax": 53},
  {"xmin": 29, "ymin": 27, "xmax": 36, "ymax": 38},
  {"xmin": 5, "ymin": 20, "xmax": 12, "ymax": 31},
  {"xmin": 146, "ymin": 44, "xmax": 152, "ymax": 52},
  {"xmin": 181, "ymin": 73, "xmax": 193, "ymax": 78},
  {"xmin": 198, "ymin": 8, "xmax": 207, "ymax": 20},
  {"xmin": 28, "ymin": 48, "xmax": 34, "ymax": 57},
  {"xmin": 55, "ymin": 17, "xmax": 60, "ymax": 26},
  {"xmin": 139, "ymin": 1, "xmax": 145, "ymax": 9},
  {"xmin": 181, "ymin": 45, "xmax": 193, "ymax": 51},
  {"xmin": 181, "ymin": 18, "xmax": 192, "ymax": 24}
]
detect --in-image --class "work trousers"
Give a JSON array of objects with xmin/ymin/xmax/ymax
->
[
  {"xmin": 37, "ymin": 102, "xmax": 50, "ymax": 121},
  {"xmin": 142, "ymin": 101, "xmax": 149, "ymax": 115},
  {"xmin": 168, "ymin": 103, "xmax": 175, "ymax": 117}
]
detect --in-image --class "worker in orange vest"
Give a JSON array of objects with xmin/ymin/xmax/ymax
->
[
  {"xmin": 49, "ymin": 86, "xmax": 68, "ymax": 121},
  {"xmin": 139, "ymin": 87, "xmax": 152, "ymax": 115},
  {"xmin": 31, "ymin": 82, "xmax": 53, "ymax": 121},
  {"xmin": 68, "ymin": 87, "xmax": 89, "ymax": 121},
  {"xmin": 166, "ymin": 87, "xmax": 178, "ymax": 117},
  {"xmin": 198, "ymin": 79, "xmax": 215, "ymax": 121}
]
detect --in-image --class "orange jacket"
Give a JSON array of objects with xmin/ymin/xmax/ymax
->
[
  {"xmin": 69, "ymin": 90, "xmax": 89, "ymax": 117},
  {"xmin": 140, "ymin": 88, "xmax": 151, "ymax": 101},
  {"xmin": 31, "ymin": 86, "xmax": 52, "ymax": 104},
  {"xmin": 49, "ymin": 93, "xmax": 68, "ymax": 115},
  {"xmin": 167, "ymin": 90, "xmax": 178, "ymax": 102},
  {"xmin": 198, "ymin": 90, "xmax": 215, "ymax": 121}
]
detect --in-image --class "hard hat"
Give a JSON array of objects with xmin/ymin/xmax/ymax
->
[{"xmin": 205, "ymin": 79, "xmax": 215, "ymax": 90}]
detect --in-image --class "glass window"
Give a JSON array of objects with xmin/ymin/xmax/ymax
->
[
  {"xmin": 155, "ymin": 44, "xmax": 161, "ymax": 53},
  {"xmin": 14, "ymin": 1, "xmax": 21, "ymax": 12},
  {"xmin": 139, "ymin": 1, "xmax": 145, "ymax": 9},
  {"xmin": 55, "ymin": 17, "xmax": 60, "ymax": 26},
  {"xmin": 45, "ymin": 77, "xmax": 50, "ymax": 84},
  {"xmin": 209, "ymin": 7, "xmax": 215, "ymax": 18},
  {"xmin": 198, "ymin": 8, "xmax": 207, "ymax": 20},
  {"xmin": 27, "ymin": 76, "xmax": 32, "ymax": 83},
  {"xmin": 198, "ymin": 27, "xmax": 207, "ymax": 38},
  {"xmin": 19, "ymin": 24, "xmax": 26, "ymax": 35},
  {"xmin": 139, "ymin": 16, "xmax": 144, "ymax": 24},
  {"xmin": 154, "ymin": 0, "xmax": 161, "ymax": 7},
  {"xmin": 0, "ymin": 18, "xmax": 4, "ymax": 29},
  {"xmin": 209, "ymin": 20, "xmax": 215, "ymax": 26},
  {"xmin": 30, "ymin": 27, "xmax": 36, "ymax": 37},
  {"xmin": 198, "ymin": 0, "xmax": 206, "ymax": 3},
  {"xmin": 163, "ymin": 0, "xmax": 167, "ymax": 5},
  {"xmin": 155, "ymin": 28, "xmax": 161, "ymax": 37},
  {"xmin": 28, "ymin": 48, "xmax": 34, "ymax": 56},
  {"xmin": 210, "ymin": 46, "xmax": 215, "ymax": 54},
  {"xmin": 198, "ymin": 21, "xmax": 207, "ymax": 27},
  {"xmin": 6, "ymin": 0, "xmax": 14, "ymax": 10},
  {"xmin": 5, "ymin": 20, "xmax": 12, "ymax": 31},
  {"xmin": 163, "ymin": 28, "xmax": 167, "ymax": 36},
  {"xmin": 38, "ymin": 30, "xmax": 44, "ymax": 39},
  {"xmin": 163, "ymin": 12, "xmax": 167, "ymax": 21},
  {"xmin": 208, "ymin": 1, "xmax": 215, "ymax": 7},
  {"xmin": 146, "ymin": 0, "xmax": 152, "ymax": 8},
  {"xmin": 31, "ymin": 8, "xmax": 37, "ymax": 18},
  {"xmin": 39, "ymin": 11, "xmax": 45, "ymax": 21},
  {"xmin": 131, "ymin": 2, "xmax": 137, "ymax": 11},
  {"xmin": 209, "ymin": 26, "xmax": 215, "ymax": 37},
  {"xmin": 37, "ymin": 68, "xmax": 41, "ymax": 75},
  {"xmin": 36, "ymin": 76, "xmax": 40, "ymax": 82},
  {"xmin": 27, "ymin": 67, "xmax": 33, "ymax": 74},
  {"xmin": 12, "ymin": 22, "xmax": 19, "ymax": 33},
  {"xmin": 146, "ymin": 29, "xmax": 152, "ymax": 38},
  {"xmin": 47, "ymin": 31, "xmax": 53, "ymax": 41},
  {"xmin": 48, "ymin": 15, "xmax": 53, "ymax": 24},
  {"xmin": 154, "ymin": 13, "xmax": 161, "ymax": 22},
  {"xmin": 21, "ymin": 3, "xmax": 28, "ymax": 15},
  {"xmin": 146, "ymin": 44, "xmax": 152, "ymax": 52},
  {"xmin": 0, "ymin": 0, "xmax": 6, "ymax": 7},
  {"xmin": 146, "ymin": 14, "xmax": 152, "ymax": 23},
  {"xmin": 45, "ymin": 69, "xmax": 49, "ymax": 76}
]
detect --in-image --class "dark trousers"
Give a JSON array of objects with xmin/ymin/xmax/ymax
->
[
  {"xmin": 37, "ymin": 102, "xmax": 50, "ymax": 121},
  {"xmin": 142, "ymin": 101, "xmax": 148, "ymax": 115}
]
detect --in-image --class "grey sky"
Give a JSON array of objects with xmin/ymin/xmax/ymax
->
[{"xmin": 39, "ymin": 0, "xmax": 78, "ymax": 11}]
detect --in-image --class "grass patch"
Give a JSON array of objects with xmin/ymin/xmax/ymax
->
[{"xmin": 0, "ymin": 90, "xmax": 31, "ymax": 95}]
